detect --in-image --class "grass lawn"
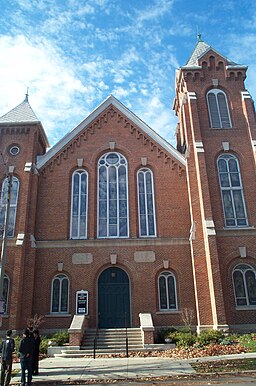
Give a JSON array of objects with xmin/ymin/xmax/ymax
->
[{"xmin": 191, "ymin": 358, "xmax": 256, "ymax": 373}]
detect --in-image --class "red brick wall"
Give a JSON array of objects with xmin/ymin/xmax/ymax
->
[{"xmin": 175, "ymin": 48, "xmax": 256, "ymax": 330}]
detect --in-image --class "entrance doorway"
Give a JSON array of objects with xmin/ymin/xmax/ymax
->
[{"xmin": 98, "ymin": 267, "xmax": 131, "ymax": 328}]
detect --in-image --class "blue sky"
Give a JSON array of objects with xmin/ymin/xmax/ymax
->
[{"xmin": 0, "ymin": 0, "xmax": 256, "ymax": 147}]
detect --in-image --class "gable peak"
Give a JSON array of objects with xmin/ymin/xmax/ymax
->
[{"xmin": 183, "ymin": 37, "xmax": 245, "ymax": 69}]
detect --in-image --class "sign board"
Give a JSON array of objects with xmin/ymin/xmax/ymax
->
[{"xmin": 76, "ymin": 290, "xmax": 88, "ymax": 315}]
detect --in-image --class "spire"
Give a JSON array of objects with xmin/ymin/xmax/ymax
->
[
  {"xmin": 0, "ymin": 95, "xmax": 39, "ymax": 124},
  {"xmin": 24, "ymin": 87, "xmax": 29, "ymax": 102},
  {"xmin": 182, "ymin": 37, "xmax": 243, "ymax": 69}
]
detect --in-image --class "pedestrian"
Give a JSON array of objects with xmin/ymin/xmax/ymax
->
[
  {"xmin": 18, "ymin": 328, "xmax": 35, "ymax": 386},
  {"xmin": 32, "ymin": 330, "xmax": 41, "ymax": 375},
  {"xmin": 0, "ymin": 330, "xmax": 15, "ymax": 386}
]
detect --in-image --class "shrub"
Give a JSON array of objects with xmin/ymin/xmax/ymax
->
[
  {"xmin": 156, "ymin": 327, "xmax": 177, "ymax": 343},
  {"xmin": 169, "ymin": 331, "xmax": 196, "ymax": 347},
  {"xmin": 236, "ymin": 333, "xmax": 256, "ymax": 352},
  {"xmin": 50, "ymin": 330, "xmax": 69, "ymax": 346},
  {"xmin": 39, "ymin": 336, "xmax": 49, "ymax": 355},
  {"xmin": 197, "ymin": 330, "xmax": 224, "ymax": 345}
]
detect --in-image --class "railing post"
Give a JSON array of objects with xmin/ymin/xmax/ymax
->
[
  {"xmin": 125, "ymin": 311, "xmax": 128, "ymax": 357},
  {"xmin": 93, "ymin": 337, "xmax": 96, "ymax": 359}
]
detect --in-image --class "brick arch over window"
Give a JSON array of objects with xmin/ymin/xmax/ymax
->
[
  {"xmin": 207, "ymin": 89, "xmax": 232, "ymax": 128},
  {"xmin": 0, "ymin": 176, "xmax": 19, "ymax": 237},
  {"xmin": 158, "ymin": 271, "xmax": 178, "ymax": 311},
  {"xmin": 233, "ymin": 264, "xmax": 256, "ymax": 307},
  {"xmin": 97, "ymin": 152, "xmax": 129, "ymax": 238},
  {"xmin": 70, "ymin": 169, "xmax": 88, "ymax": 239},
  {"xmin": 217, "ymin": 153, "xmax": 247, "ymax": 227},
  {"xmin": 51, "ymin": 274, "xmax": 70, "ymax": 314},
  {"xmin": 137, "ymin": 168, "xmax": 156, "ymax": 237}
]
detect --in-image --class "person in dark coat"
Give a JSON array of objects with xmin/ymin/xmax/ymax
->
[
  {"xmin": 0, "ymin": 330, "xmax": 15, "ymax": 386},
  {"xmin": 32, "ymin": 330, "xmax": 41, "ymax": 375},
  {"xmin": 18, "ymin": 329, "xmax": 35, "ymax": 386}
]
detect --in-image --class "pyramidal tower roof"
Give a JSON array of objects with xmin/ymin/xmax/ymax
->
[
  {"xmin": 183, "ymin": 34, "xmax": 245, "ymax": 69},
  {"xmin": 0, "ymin": 93, "xmax": 39, "ymax": 124}
]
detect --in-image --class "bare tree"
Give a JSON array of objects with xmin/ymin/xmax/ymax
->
[
  {"xmin": 181, "ymin": 308, "xmax": 195, "ymax": 331},
  {"xmin": 27, "ymin": 314, "xmax": 45, "ymax": 330}
]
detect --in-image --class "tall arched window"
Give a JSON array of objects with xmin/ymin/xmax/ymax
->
[
  {"xmin": 233, "ymin": 264, "xmax": 256, "ymax": 307},
  {"xmin": 158, "ymin": 271, "xmax": 178, "ymax": 311},
  {"xmin": 3, "ymin": 275, "xmax": 10, "ymax": 314},
  {"xmin": 51, "ymin": 274, "xmax": 69, "ymax": 313},
  {"xmin": 207, "ymin": 89, "xmax": 232, "ymax": 128},
  {"xmin": 137, "ymin": 168, "xmax": 156, "ymax": 237},
  {"xmin": 70, "ymin": 170, "xmax": 88, "ymax": 239},
  {"xmin": 98, "ymin": 152, "xmax": 128, "ymax": 238},
  {"xmin": 0, "ymin": 176, "xmax": 19, "ymax": 237},
  {"xmin": 217, "ymin": 154, "xmax": 247, "ymax": 227}
]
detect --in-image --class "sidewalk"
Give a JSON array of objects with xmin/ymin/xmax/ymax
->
[{"xmin": 10, "ymin": 352, "xmax": 256, "ymax": 385}]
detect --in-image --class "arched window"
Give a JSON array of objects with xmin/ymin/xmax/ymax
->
[
  {"xmin": 3, "ymin": 275, "xmax": 10, "ymax": 314},
  {"xmin": 217, "ymin": 154, "xmax": 247, "ymax": 227},
  {"xmin": 70, "ymin": 170, "xmax": 88, "ymax": 239},
  {"xmin": 137, "ymin": 168, "xmax": 156, "ymax": 237},
  {"xmin": 51, "ymin": 274, "xmax": 69, "ymax": 313},
  {"xmin": 233, "ymin": 264, "xmax": 256, "ymax": 307},
  {"xmin": 207, "ymin": 89, "xmax": 232, "ymax": 128},
  {"xmin": 158, "ymin": 271, "xmax": 178, "ymax": 311},
  {"xmin": 0, "ymin": 176, "xmax": 19, "ymax": 237},
  {"xmin": 98, "ymin": 152, "xmax": 128, "ymax": 238}
]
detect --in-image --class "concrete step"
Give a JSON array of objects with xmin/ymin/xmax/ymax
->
[
  {"xmin": 80, "ymin": 328, "xmax": 143, "ymax": 355},
  {"xmin": 55, "ymin": 347, "xmax": 145, "ymax": 358}
]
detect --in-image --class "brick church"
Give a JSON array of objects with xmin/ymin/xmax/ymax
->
[{"xmin": 1, "ymin": 37, "xmax": 256, "ymax": 337}]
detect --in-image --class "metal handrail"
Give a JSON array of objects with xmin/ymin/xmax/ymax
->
[
  {"xmin": 125, "ymin": 312, "xmax": 128, "ymax": 357},
  {"xmin": 93, "ymin": 313, "xmax": 100, "ymax": 359}
]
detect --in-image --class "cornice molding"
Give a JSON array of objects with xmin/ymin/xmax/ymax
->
[{"xmin": 39, "ymin": 101, "xmax": 186, "ymax": 178}]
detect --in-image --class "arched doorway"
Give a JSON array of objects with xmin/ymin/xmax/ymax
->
[{"xmin": 98, "ymin": 267, "xmax": 131, "ymax": 328}]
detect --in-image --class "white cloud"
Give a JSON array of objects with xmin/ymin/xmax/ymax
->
[
  {"xmin": 0, "ymin": 34, "xmax": 89, "ymax": 143},
  {"xmin": 135, "ymin": 0, "xmax": 174, "ymax": 24}
]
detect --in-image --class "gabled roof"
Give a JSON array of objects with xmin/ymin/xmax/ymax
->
[
  {"xmin": 0, "ymin": 95, "xmax": 39, "ymax": 123},
  {"xmin": 36, "ymin": 95, "xmax": 185, "ymax": 170},
  {"xmin": 183, "ymin": 36, "xmax": 247, "ymax": 69}
]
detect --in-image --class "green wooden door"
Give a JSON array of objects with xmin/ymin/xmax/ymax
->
[{"xmin": 98, "ymin": 267, "xmax": 131, "ymax": 328}]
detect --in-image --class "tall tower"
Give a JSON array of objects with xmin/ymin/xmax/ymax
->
[
  {"xmin": 174, "ymin": 36, "xmax": 256, "ymax": 332},
  {"xmin": 0, "ymin": 95, "xmax": 49, "ymax": 329}
]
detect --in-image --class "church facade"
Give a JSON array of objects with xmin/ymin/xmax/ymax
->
[{"xmin": 1, "ymin": 38, "xmax": 256, "ymax": 336}]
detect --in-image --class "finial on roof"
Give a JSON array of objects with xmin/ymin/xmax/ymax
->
[
  {"xmin": 25, "ymin": 87, "xmax": 29, "ymax": 102},
  {"xmin": 197, "ymin": 33, "xmax": 202, "ymax": 42}
]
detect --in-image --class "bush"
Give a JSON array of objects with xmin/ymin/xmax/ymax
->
[
  {"xmin": 236, "ymin": 333, "xmax": 256, "ymax": 352},
  {"xmin": 40, "ymin": 336, "xmax": 49, "ymax": 355},
  {"xmin": 14, "ymin": 336, "xmax": 21, "ymax": 354},
  {"xmin": 156, "ymin": 327, "xmax": 177, "ymax": 343},
  {"xmin": 50, "ymin": 331, "xmax": 69, "ymax": 346},
  {"xmin": 197, "ymin": 330, "xmax": 224, "ymax": 345},
  {"xmin": 169, "ymin": 331, "xmax": 196, "ymax": 347}
]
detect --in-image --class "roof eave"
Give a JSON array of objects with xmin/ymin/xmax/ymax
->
[
  {"xmin": 36, "ymin": 95, "xmax": 186, "ymax": 170},
  {"xmin": 226, "ymin": 65, "xmax": 248, "ymax": 70},
  {"xmin": 181, "ymin": 65, "xmax": 202, "ymax": 70},
  {"xmin": 0, "ymin": 120, "xmax": 50, "ymax": 148}
]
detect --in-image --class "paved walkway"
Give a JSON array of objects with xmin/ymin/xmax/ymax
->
[{"xmin": 10, "ymin": 352, "xmax": 256, "ymax": 385}]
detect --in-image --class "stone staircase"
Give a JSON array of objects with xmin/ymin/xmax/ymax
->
[{"xmin": 55, "ymin": 328, "xmax": 144, "ymax": 358}]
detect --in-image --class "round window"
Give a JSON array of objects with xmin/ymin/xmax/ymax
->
[
  {"xmin": 106, "ymin": 153, "xmax": 118, "ymax": 165},
  {"xmin": 9, "ymin": 145, "xmax": 20, "ymax": 156}
]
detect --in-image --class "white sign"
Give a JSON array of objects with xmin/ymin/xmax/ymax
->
[{"xmin": 76, "ymin": 290, "xmax": 88, "ymax": 315}]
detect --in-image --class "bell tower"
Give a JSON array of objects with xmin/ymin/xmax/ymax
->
[
  {"xmin": 174, "ymin": 36, "xmax": 256, "ymax": 332},
  {"xmin": 0, "ymin": 94, "xmax": 49, "ymax": 329}
]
